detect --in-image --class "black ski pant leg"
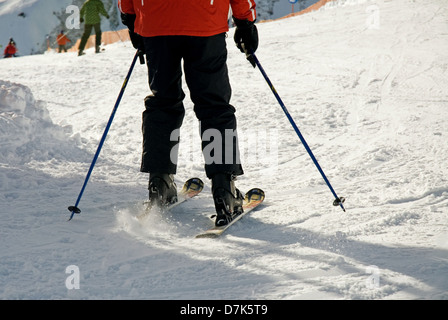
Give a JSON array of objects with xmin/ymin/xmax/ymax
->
[
  {"xmin": 93, "ymin": 23, "xmax": 102, "ymax": 47},
  {"xmin": 79, "ymin": 24, "xmax": 93, "ymax": 51},
  {"xmin": 183, "ymin": 33, "xmax": 244, "ymax": 179},
  {"xmin": 141, "ymin": 36, "xmax": 186, "ymax": 174}
]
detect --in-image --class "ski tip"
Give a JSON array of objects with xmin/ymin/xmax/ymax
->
[
  {"xmin": 182, "ymin": 177, "xmax": 204, "ymax": 193},
  {"xmin": 244, "ymin": 188, "xmax": 265, "ymax": 202},
  {"xmin": 136, "ymin": 212, "xmax": 148, "ymax": 221},
  {"xmin": 195, "ymin": 233, "xmax": 220, "ymax": 239}
]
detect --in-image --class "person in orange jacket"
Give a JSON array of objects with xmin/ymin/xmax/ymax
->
[
  {"xmin": 118, "ymin": 0, "xmax": 259, "ymax": 227},
  {"xmin": 3, "ymin": 38, "xmax": 17, "ymax": 58},
  {"xmin": 56, "ymin": 30, "xmax": 71, "ymax": 53}
]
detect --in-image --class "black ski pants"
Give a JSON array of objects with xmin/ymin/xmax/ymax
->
[
  {"xmin": 79, "ymin": 23, "xmax": 102, "ymax": 51},
  {"xmin": 141, "ymin": 33, "xmax": 244, "ymax": 179}
]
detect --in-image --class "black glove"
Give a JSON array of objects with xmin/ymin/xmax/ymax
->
[
  {"xmin": 233, "ymin": 17, "xmax": 258, "ymax": 53},
  {"xmin": 120, "ymin": 12, "xmax": 135, "ymax": 29},
  {"xmin": 233, "ymin": 17, "xmax": 258, "ymax": 67},
  {"xmin": 121, "ymin": 13, "xmax": 144, "ymax": 52}
]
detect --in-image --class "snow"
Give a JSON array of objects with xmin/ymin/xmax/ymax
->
[
  {"xmin": 0, "ymin": 0, "xmax": 447, "ymax": 301},
  {"xmin": 0, "ymin": 0, "xmax": 73, "ymax": 55}
]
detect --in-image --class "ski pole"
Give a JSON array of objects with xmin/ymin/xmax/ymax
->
[
  {"xmin": 67, "ymin": 49, "xmax": 144, "ymax": 220},
  {"xmin": 249, "ymin": 51, "xmax": 346, "ymax": 212}
]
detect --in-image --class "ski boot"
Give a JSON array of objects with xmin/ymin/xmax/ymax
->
[
  {"xmin": 148, "ymin": 173, "xmax": 178, "ymax": 209},
  {"xmin": 211, "ymin": 173, "xmax": 244, "ymax": 227}
]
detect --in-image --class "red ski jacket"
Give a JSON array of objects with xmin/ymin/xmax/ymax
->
[
  {"xmin": 118, "ymin": 0, "xmax": 256, "ymax": 37},
  {"xmin": 3, "ymin": 43, "xmax": 17, "ymax": 57},
  {"xmin": 57, "ymin": 34, "xmax": 71, "ymax": 46}
]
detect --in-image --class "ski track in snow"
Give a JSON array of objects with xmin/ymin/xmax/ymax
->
[{"xmin": 0, "ymin": 0, "xmax": 447, "ymax": 300}]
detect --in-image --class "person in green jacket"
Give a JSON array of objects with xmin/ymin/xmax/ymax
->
[{"xmin": 78, "ymin": 0, "xmax": 109, "ymax": 56}]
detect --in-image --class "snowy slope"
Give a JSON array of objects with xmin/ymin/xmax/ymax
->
[
  {"xmin": 0, "ymin": 0, "xmax": 73, "ymax": 55},
  {"xmin": 0, "ymin": 0, "xmax": 447, "ymax": 300}
]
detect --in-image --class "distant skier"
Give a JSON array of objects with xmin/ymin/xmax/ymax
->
[
  {"xmin": 78, "ymin": 0, "xmax": 109, "ymax": 56},
  {"xmin": 57, "ymin": 30, "xmax": 71, "ymax": 53},
  {"xmin": 3, "ymin": 38, "xmax": 17, "ymax": 58}
]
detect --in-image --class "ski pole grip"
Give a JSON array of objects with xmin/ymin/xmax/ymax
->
[
  {"xmin": 138, "ymin": 50, "xmax": 145, "ymax": 64},
  {"xmin": 241, "ymin": 44, "xmax": 256, "ymax": 68}
]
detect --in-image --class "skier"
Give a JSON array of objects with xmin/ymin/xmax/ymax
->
[
  {"xmin": 78, "ymin": 0, "xmax": 109, "ymax": 56},
  {"xmin": 56, "ymin": 30, "xmax": 71, "ymax": 53},
  {"xmin": 3, "ymin": 38, "xmax": 17, "ymax": 58},
  {"xmin": 118, "ymin": 0, "xmax": 258, "ymax": 226}
]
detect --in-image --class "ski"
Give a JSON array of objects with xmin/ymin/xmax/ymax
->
[
  {"xmin": 137, "ymin": 177, "xmax": 204, "ymax": 221},
  {"xmin": 195, "ymin": 188, "xmax": 265, "ymax": 239}
]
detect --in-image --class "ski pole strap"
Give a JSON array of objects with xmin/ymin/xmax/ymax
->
[{"xmin": 250, "ymin": 52, "xmax": 346, "ymax": 212}]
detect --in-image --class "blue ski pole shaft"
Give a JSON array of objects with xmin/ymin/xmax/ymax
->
[
  {"xmin": 250, "ymin": 52, "xmax": 346, "ymax": 211},
  {"xmin": 68, "ymin": 50, "xmax": 143, "ymax": 220}
]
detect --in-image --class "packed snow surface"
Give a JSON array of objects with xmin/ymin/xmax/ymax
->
[{"xmin": 0, "ymin": 0, "xmax": 447, "ymax": 300}]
